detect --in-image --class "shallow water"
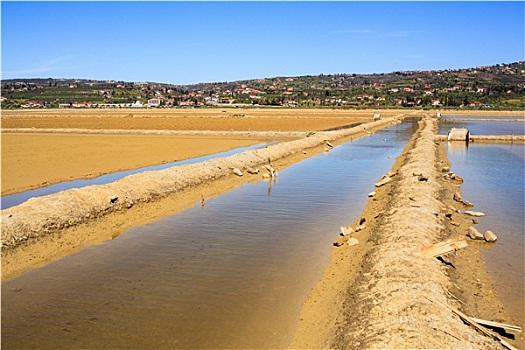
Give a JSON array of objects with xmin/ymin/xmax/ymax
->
[
  {"xmin": 439, "ymin": 118, "xmax": 525, "ymax": 135},
  {"xmin": 1, "ymin": 143, "xmax": 269, "ymax": 210},
  {"xmin": 1, "ymin": 119, "xmax": 418, "ymax": 349},
  {"xmin": 446, "ymin": 141, "xmax": 524, "ymax": 324}
]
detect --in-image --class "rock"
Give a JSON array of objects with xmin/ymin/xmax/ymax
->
[
  {"xmin": 302, "ymin": 151, "xmax": 307, "ymax": 155},
  {"xmin": 262, "ymin": 173, "xmax": 271, "ymax": 179},
  {"xmin": 418, "ymin": 174, "xmax": 429, "ymax": 182},
  {"xmin": 340, "ymin": 226, "xmax": 353, "ymax": 236},
  {"xmin": 109, "ymin": 196, "xmax": 118, "ymax": 204},
  {"xmin": 375, "ymin": 177, "xmax": 391, "ymax": 187},
  {"xmin": 462, "ymin": 200, "xmax": 473, "ymax": 207},
  {"xmin": 386, "ymin": 170, "xmax": 397, "ymax": 178},
  {"xmin": 465, "ymin": 210, "xmax": 485, "ymax": 217},
  {"xmin": 324, "ymin": 147, "xmax": 330, "ymax": 152},
  {"xmin": 246, "ymin": 167, "xmax": 260, "ymax": 175},
  {"xmin": 326, "ymin": 141, "xmax": 334, "ymax": 148},
  {"xmin": 450, "ymin": 221, "xmax": 460, "ymax": 226},
  {"xmin": 453, "ymin": 191, "xmax": 463, "ymax": 202},
  {"xmin": 442, "ymin": 166, "xmax": 450, "ymax": 173},
  {"xmin": 333, "ymin": 236, "xmax": 347, "ymax": 247},
  {"xmin": 347, "ymin": 238, "xmax": 359, "ymax": 246},
  {"xmin": 355, "ymin": 224, "xmax": 366, "ymax": 232},
  {"xmin": 484, "ymin": 230, "xmax": 497, "ymax": 242},
  {"xmin": 467, "ymin": 226, "xmax": 484, "ymax": 240},
  {"xmin": 233, "ymin": 168, "xmax": 243, "ymax": 176},
  {"xmin": 472, "ymin": 218, "xmax": 480, "ymax": 224},
  {"xmin": 368, "ymin": 191, "xmax": 376, "ymax": 198}
]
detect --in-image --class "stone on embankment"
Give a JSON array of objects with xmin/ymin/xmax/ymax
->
[
  {"xmin": 232, "ymin": 168, "xmax": 243, "ymax": 176},
  {"xmin": 484, "ymin": 230, "xmax": 497, "ymax": 242},
  {"xmin": 340, "ymin": 226, "xmax": 353, "ymax": 236},
  {"xmin": 467, "ymin": 226, "xmax": 484, "ymax": 240},
  {"xmin": 347, "ymin": 237, "xmax": 359, "ymax": 246},
  {"xmin": 465, "ymin": 210, "xmax": 485, "ymax": 217},
  {"xmin": 333, "ymin": 235, "xmax": 347, "ymax": 247},
  {"xmin": 453, "ymin": 191, "xmax": 462, "ymax": 202},
  {"xmin": 375, "ymin": 177, "xmax": 391, "ymax": 188},
  {"xmin": 368, "ymin": 191, "xmax": 376, "ymax": 198}
]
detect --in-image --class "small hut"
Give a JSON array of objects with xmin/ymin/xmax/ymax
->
[{"xmin": 448, "ymin": 127, "xmax": 470, "ymax": 141}]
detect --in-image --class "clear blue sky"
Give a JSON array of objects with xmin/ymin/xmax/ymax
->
[{"xmin": 2, "ymin": 1, "xmax": 524, "ymax": 85}]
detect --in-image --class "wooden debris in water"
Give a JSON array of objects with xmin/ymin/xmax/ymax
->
[
  {"xmin": 416, "ymin": 237, "xmax": 468, "ymax": 257},
  {"xmin": 426, "ymin": 297, "xmax": 518, "ymax": 350},
  {"xmin": 470, "ymin": 318, "xmax": 522, "ymax": 333}
]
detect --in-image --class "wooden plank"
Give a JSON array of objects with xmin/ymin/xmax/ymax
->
[
  {"xmin": 426, "ymin": 297, "xmax": 518, "ymax": 350},
  {"xmin": 470, "ymin": 318, "xmax": 522, "ymax": 333},
  {"xmin": 416, "ymin": 237, "xmax": 468, "ymax": 257}
]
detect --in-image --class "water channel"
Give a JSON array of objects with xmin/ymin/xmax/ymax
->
[
  {"xmin": 440, "ymin": 118, "xmax": 525, "ymax": 325},
  {"xmin": 1, "ymin": 119, "xmax": 418, "ymax": 349}
]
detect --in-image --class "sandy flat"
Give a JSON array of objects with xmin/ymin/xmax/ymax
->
[{"xmin": 1, "ymin": 133, "xmax": 272, "ymax": 196}]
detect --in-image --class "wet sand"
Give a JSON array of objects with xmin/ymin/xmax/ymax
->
[{"xmin": 1, "ymin": 133, "xmax": 272, "ymax": 196}]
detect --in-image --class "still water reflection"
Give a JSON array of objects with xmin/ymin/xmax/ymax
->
[
  {"xmin": 2, "ymin": 119, "xmax": 418, "ymax": 349},
  {"xmin": 439, "ymin": 118, "xmax": 525, "ymax": 135},
  {"xmin": 447, "ymin": 141, "xmax": 524, "ymax": 324}
]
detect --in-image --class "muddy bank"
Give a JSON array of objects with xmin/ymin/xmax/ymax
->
[
  {"xmin": 1, "ymin": 116, "xmax": 404, "ymax": 280},
  {"xmin": 291, "ymin": 117, "xmax": 513, "ymax": 349}
]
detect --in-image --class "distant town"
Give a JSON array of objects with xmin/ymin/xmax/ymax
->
[{"xmin": 2, "ymin": 61, "xmax": 524, "ymax": 110}]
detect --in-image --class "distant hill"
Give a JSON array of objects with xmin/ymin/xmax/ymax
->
[{"xmin": 2, "ymin": 61, "xmax": 524, "ymax": 110}]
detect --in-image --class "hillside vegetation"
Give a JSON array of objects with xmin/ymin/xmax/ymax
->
[{"xmin": 2, "ymin": 62, "xmax": 524, "ymax": 110}]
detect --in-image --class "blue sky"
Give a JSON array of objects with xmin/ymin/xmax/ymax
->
[{"xmin": 2, "ymin": 1, "xmax": 524, "ymax": 85}]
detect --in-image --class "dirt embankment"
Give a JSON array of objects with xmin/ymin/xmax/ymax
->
[
  {"xmin": 1, "ymin": 117, "xmax": 404, "ymax": 280},
  {"xmin": 291, "ymin": 117, "xmax": 516, "ymax": 349}
]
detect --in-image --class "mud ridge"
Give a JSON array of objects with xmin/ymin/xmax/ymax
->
[{"xmin": 331, "ymin": 118, "xmax": 502, "ymax": 348}]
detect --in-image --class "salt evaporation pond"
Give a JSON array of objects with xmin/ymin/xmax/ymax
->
[
  {"xmin": 446, "ymin": 141, "xmax": 524, "ymax": 325},
  {"xmin": 439, "ymin": 115, "xmax": 525, "ymax": 135},
  {"xmin": 1, "ymin": 119, "xmax": 418, "ymax": 349},
  {"xmin": 1, "ymin": 143, "xmax": 269, "ymax": 209}
]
